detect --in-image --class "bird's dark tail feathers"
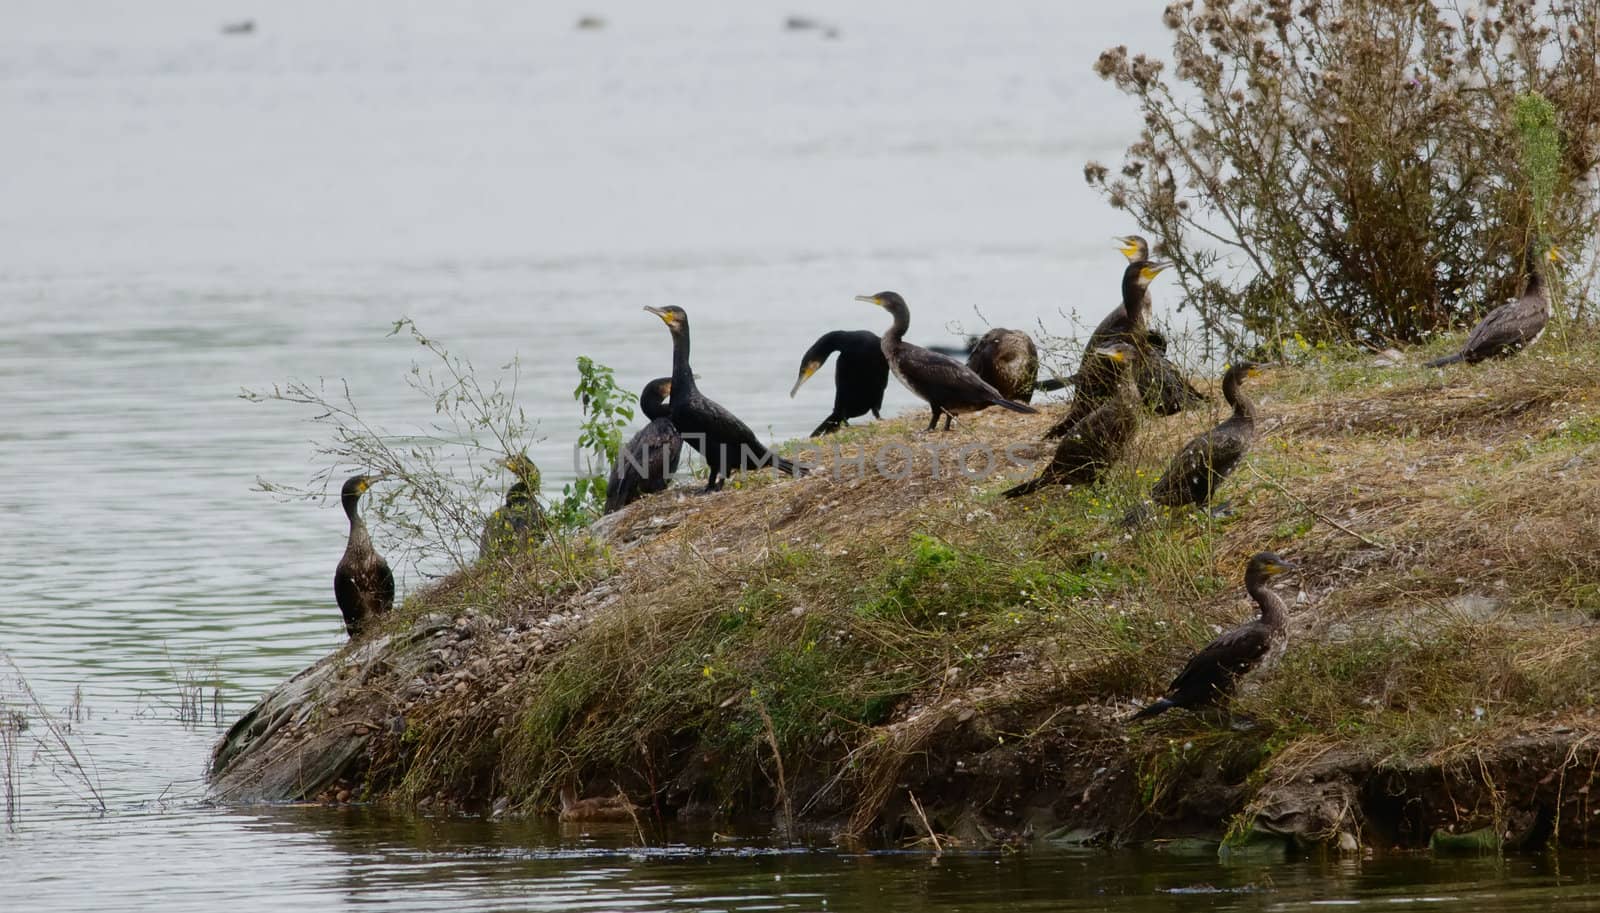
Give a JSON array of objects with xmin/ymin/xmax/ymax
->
[
  {"xmin": 993, "ymin": 397, "xmax": 1040, "ymax": 415},
  {"xmin": 1425, "ymin": 351, "xmax": 1465, "ymax": 368},
  {"xmin": 1001, "ymin": 476, "xmax": 1047, "ymax": 499},
  {"xmin": 773, "ymin": 454, "xmax": 806, "ymax": 477},
  {"xmin": 1129, "ymin": 698, "xmax": 1175, "ymax": 721},
  {"xmin": 809, "ymin": 415, "xmax": 845, "ymax": 438}
]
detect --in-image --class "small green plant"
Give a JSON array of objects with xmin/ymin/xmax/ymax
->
[{"xmin": 548, "ymin": 356, "xmax": 636, "ymax": 526}]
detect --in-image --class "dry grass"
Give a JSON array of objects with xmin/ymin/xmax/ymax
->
[{"xmin": 377, "ymin": 332, "xmax": 1600, "ymax": 834}]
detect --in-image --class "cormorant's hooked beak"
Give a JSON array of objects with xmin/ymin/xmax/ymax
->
[
  {"xmin": 643, "ymin": 305, "xmax": 677, "ymax": 327},
  {"xmin": 790, "ymin": 361, "xmax": 821, "ymax": 398},
  {"xmin": 1114, "ymin": 236, "xmax": 1142, "ymax": 259},
  {"xmin": 855, "ymin": 294, "xmax": 884, "ymax": 308},
  {"xmin": 1139, "ymin": 260, "xmax": 1173, "ymax": 282},
  {"xmin": 1092, "ymin": 345, "xmax": 1127, "ymax": 363},
  {"xmin": 1268, "ymin": 558, "xmax": 1299, "ymax": 576}
]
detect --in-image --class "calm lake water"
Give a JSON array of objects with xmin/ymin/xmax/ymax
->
[{"xmin": 5, "ymin": 1, "xmax": 1600, "ymax": 910}]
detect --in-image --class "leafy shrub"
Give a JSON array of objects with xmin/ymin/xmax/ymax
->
[
  {"xmin": 548, "ymin": 356, "xmax": 636, "ymax": 526},
  {"xmin": 1087, "ymin": 0, "xmax": 1600, "ymax": 347}
]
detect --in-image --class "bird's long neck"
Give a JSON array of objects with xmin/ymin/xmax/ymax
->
[
  {"xmin": 669, "ymin": 328, "xmax": 696, "ymax": 398},
  {"xmin": 883, "ymin": 303, "xmax": 910, "ymax": 345},
  {"xmin": 1120, "ymin": 265, "xmax": 1149, "ymax": 328},
  {"xmin": 640, "ymin": 385, "xmax": 670, "ymax": 420},
  {"xmin": 1522, "ymin": 244, "xmax": 1547, "ymax": 298},
  {"xmin": 1245, "ymin": 574, "xmax": 1288, "ymax": 629},
  {"xmin": 1222, "ymin": 369, "xmax": 1255, "ymax": 423},
  {"xmin": 343, "ymin": 494, "xmax": 371, "ymax": 552}
]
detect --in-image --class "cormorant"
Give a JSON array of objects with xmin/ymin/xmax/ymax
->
[
  {"xmin": 643, "ymin": 306, "xmax": 803, "ymax": 491},
  {"xmin": 480, "ymin": 480, "xmax": 545, "ymax": 557},
  {"xmin": 1003, "ymin": 343, "xmax": 1141, "ymax": 498},
  {"xmin": 1046, "ymin": 246, "xmax": 1205, "ymax": 438},
  {"xmin": 334, "ymin": 473, "xmax": 394, "ymax": 639},
  {"xmin": 1125, "ymin": 361, "xmax": 1264, "ymax": 525},
  {"xmin": 1427, "ymin": 244, "xmax": 1563, "ymax": 367},
  {"xmin": 857, "ymin": 291, "xmax": 1039, "ymax": 431},
  {"xmin": 604, "ymin": 376, "xmax": 683, "ymax": 513},
  {"xmin": 967, "ymin": 328, "xmax": 1040, "ymax": 404},
  {"xmin": 789, "ymin": 330, "xmax": 889, "ymax": 436},
  {"xmin": 1130, "ymin": 552, "xmax": 1297, "ymax": 721}
]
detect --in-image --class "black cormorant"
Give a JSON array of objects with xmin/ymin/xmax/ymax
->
[
  {"xmin": 1126, "ymin": 361, "xmax": 1264, "ymax": 524},
  {"xmin": 857, "ymin": 291, "xmax": 1039, "ymax": 431},
  {"xmin": 789, "ymin": 330, "xmax": 889, "ymax": 436},
  {"xmin": 643, "ymin": 306, "xmax": 803, "ymax": 491},
  {"xmin": 967, "ymin": 328, "xmax": 1040, "ymax": 404},
  {"xmin": 1130, "ymin": 552, "xmax": 1296, "ymax": 721},
  {"xmin": 334, "ymin": 473, "xmax": 394, "ymax": 639},
  {"xmin": 1427, "ymin": 244, "xmax": 1563, "ymax": 367},
  {"xmin": 1003, "ymin": 343, "xmax": 1141, "ymax": 498},
  {"xmin": 604, "ymin": 376, "xmax": 684, "ymax": 513}
]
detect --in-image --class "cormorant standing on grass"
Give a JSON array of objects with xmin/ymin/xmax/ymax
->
[
  {"xmin": 1130, "ymin": 551, "xmax": 1296, "ymax": 721},
  {"xmin": 643, "ymin": 306, "xmax": 803, "ymax": 491},
  {"xmin": 857, "ymin": 291, "xmax": 1039, "ymax": 431},
  {"xmin": 1125, "ymin": 361, "xmax": 1264, "ymax": 525},
  {"xmin": 1003, "ymin": 343, "xmax": 1140, "ymax": 498},
  {"xmin": 1046, "ymin": 245, "xmax": 1205, "ymax": 437},
  {"xmin": 604, "ymin": 376, "xmax": 683, "ymax": 513},
  {"xmin": 967, "ymin": 328, "xmax": 1040, "ymax": 404},
  {"xmin": 1427, "ymin": 244, "xmax": 1563, "ymax": 367},
  {"xmin": 334, "ymin": 473, "xmax": 394, "ymax": 639},
  {"xmin": 789, "ymin": 330, "xmax": 889, "ymax": 436}
]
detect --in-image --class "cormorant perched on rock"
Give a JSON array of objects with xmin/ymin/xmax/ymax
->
[
  {"xmin": 1003, "ymin": 343, "xmax": 1141, "ymax": 498},
  {"xmin": 643, "ymin": 306, "xmax": 803, "ymax": 491},
  {"xmin": 1131, "ymin": 552, "xmax": 1297, "ymax": 721},
  {"xmin": 790, "ymin": 330, "xmax": 889, "ymax": 436},
  {"xmin": 334, "ymin": 473, "xmax": 394, "ymax": 639},
  {"xmin": 967, "ymin": 328, "xmax": 1040, "ymax": 404},
  {"xmin": 604, "ymin": 376, "xmax": 683, "ymax": 513},
  {"xmin": 1427, "ymin": 244, "xmax": 1563, "ymax": 367},
  {"xmin": 1125, "ymin": 361, "xmax": 1265, "ymax": 526},
  {"xmin": 857, "ymin": 291, "xmax": 1039, "ymax": 431},
  {"xmin": 1046, "ymin": 246, "xmax": 1205, "ymax": 438}
]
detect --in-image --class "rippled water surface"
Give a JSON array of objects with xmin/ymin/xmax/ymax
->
[{"xmin": 6, "ymin": 2, "xmax": 1600, "ymax": 910}]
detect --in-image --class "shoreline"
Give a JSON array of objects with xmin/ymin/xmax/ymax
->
[{"xmin": 211, "ymin": 336, "xmax": 1600, "ymax": 852}]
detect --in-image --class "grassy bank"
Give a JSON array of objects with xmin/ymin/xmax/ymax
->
[{"xmin": 220, "ymin": 330, "xmax": 1600, "ymax": 849}]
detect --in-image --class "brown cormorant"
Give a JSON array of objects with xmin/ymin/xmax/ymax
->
[
  {"xmin": 1003, "ymin": 343, "xmax": 1141, "ymax": 498},
  {"xmin": 1046, "ymin": 246, "xmax": 1205, "ymax": 437},
  {"xmin": 857, "ymin": 291, "xmax": 1039, "ymax": 431},
  {"xmin": 967, "ymin": 328, "xmax": 1040, "ymax": 404},
  {"xmin": 789, "ymin": 330, "xmax": 889, "ymax": 436},
  {"xmin": 334, "ymin": 473, "xmax": 394, "ymax": 639},
  {"xmin": 1130, "ymin": 552, "xmax": 1296, "ymax": 721},
  {"xmin": 604, "ymin": 376, "xmax": 684, "ymax": 513},
  {"xmin": 1427, "ymin": 244, "xmax": 1563, "ymax": 367},
  {"xmin": 1125, "ymin": 361, "xmax": 1264, "ymax": 525},
  {"xmin": 643, "ymin": 306, "xmax": 803, "ymax": 491},
  {"xmin": 480, "ymin": 480, "xmax": 545, "ymax": 557}
]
